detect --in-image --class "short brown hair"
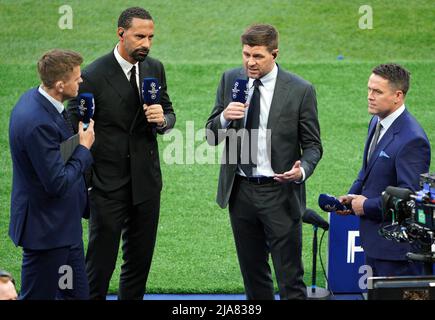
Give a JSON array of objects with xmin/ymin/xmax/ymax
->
[
  {"xmin": 241, "ymin": 24, "xmax": 279, "ymax": 52},
  {"xmin": 372, "ymin": 63, "xmax": 411, "ymax": 95},
  {"xmin": 37, "ymin": 49, "xmax": 83, "ymax": 88}
]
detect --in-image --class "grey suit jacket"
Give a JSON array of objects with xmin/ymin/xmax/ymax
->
[{"xmin": 206, "ymin": 66, "xmax": 322, "ymax": 218}]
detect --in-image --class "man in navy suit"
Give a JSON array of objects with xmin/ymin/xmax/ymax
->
[
  {"xmin": 337, "ymin": 63, "xmax": 431, "ymax": 277},
  {"xmin": 9, "ymin": 49, "xmax": 95, "ymax": 299}
]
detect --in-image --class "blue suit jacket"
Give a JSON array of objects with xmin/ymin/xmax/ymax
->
[
  {"xmin": 9, "ymin": 88, "xmax": 93, "ymax": 250},
  {"xmin": 349, "ymin": 109, "xmax": 430, "ymax": 260}
]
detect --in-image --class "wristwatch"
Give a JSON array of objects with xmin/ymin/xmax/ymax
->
[{"xmin": 157, "ymin": 116, "xmax": 167, "ymax": 129}]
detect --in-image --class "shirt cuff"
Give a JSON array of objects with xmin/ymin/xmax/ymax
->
[
  {"xmin": 294, "ymin": 166, "xmax": 306, "ymax": 184},
  {"xmin": 220, "ymin": 112, "xmax": 231, "ymax": 129}
]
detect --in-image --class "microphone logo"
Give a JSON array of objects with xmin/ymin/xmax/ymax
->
[
  {"xmin": 79, "ymin": 98, "xmax": 86, "ymax": 116},
  {"xmin": 148, "ymin": 81, "xmax": 159, "ymax": 101},
  {"xmin": 324, "ymin": 204, "xmax": 337, "ymax": 211},
  {"xmin": 232, "ymin": 81, "xmax": 247, "ymax": 100},
  {"xmin": 232, "ymin": 79, "xmax": 249, "ymax": 103},
  {"xmin": 77, "ymin": 93, "xmax": 95, "ymax": 129},
  {"xmin": 142, "ymin": 78, "xmax": 160, "ymax": 105},
  {"xmin": 231, "ymin": 82, "xmax": 239, "ymax": 100}
]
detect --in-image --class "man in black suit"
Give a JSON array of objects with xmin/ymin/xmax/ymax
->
[
  {"xmin": 68, "ymin": 7, "xmax": 175, "ymax": 300},
  {"xmin": 206, "ymin": 24, "xmax": 322, "ymax": 300}
]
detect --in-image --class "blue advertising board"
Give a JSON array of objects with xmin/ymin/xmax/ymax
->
[{"xmin": 327, "ymin": 213, "xmax": 366, "ymax": 293}]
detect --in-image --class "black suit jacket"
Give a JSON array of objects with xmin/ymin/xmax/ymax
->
[
  {"xmin": 69, "ymin": 51, "xmax": 175, "ymax": 205},
  {"xmin": 206, "ymin": 66, "xmax": 322, "ymax": 218}
]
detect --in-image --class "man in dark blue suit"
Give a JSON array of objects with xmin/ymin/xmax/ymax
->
[
  {"xmin": 337, "ymin": 63, "xmax": 431, "ymax": 277},
  {"xmin": 9, "ymin": 49, "xmax": 95, "ymax": 299}
]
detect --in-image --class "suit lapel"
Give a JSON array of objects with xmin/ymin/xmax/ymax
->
[
  {"xmin": 363, "ymin": 111, "xmax": 407, "ymax": 180},
  {"xmin": 34, "ymin": 89, "xmax": 70, "ymax": 140},
  {"xmin": 129, "ymin": 58, "xmax": 152, "ymax": 133},
  {"xmin": 266, "ymin": 67, "xmax": 290, "ymax": 131},
  {"xmin": 364, "ymin": 129, "xmax": 394, "ymax": 177},
  {"xmin": 102, "ymin": 52, "xmax": 136, "ymax": 107},
  {"xmin": 100, "ymin": 52, "xmax": 147, "ymax": 133},
  {"xmin": 363, "ymin": 117, "xmax": 378, "ymax": 168}
]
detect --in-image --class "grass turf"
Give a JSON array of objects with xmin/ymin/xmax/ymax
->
[{"xmin": 0, "ymin": 0, "xmax": 434, "ymax": 294}]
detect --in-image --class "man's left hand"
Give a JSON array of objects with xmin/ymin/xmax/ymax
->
[
  {"xmin": 351, "ymin": 195, "xmax": 367, "ymax": 216},
  {"xmin": 144, "ymin": 104, "xmax": 165, "ymax": 126},
  {"xmin": 274, "ymin": 160, "xmax": 303, "ymax": 183}
]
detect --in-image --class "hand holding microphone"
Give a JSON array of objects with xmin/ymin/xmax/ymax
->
[
  {"xmin": 142, "ymin": 77, "xmax": 165, "ymax": 126},
  {"xmin": 143, "ymin": 104, "xmax": 165, "ymax": 126},
  {"xmin": 79, "ymin": 119, "xmax": 95, "ymax": 150},
  {"xmin": 223, "ymin": 79, "xmax": 249, "ymax": 121},
  {"xmin": 318, "ymin": 193, "xmax": 354, "ymax": 215}
]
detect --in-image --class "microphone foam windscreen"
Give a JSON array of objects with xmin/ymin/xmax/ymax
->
[
  {"xmin": 142, "ymin": 77, "xmax": 160, "ymax": 105},
  {"xmin": 77, "ymin": 93, "xmax": 95, "ymax": 127},
  {"xmin": 231, "ymin": 79, "xmax": 249, "ymax": 103}
]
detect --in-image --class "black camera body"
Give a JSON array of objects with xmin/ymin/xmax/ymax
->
[
  {"xmin": 381, "ymin": 173, "xmax": 435, "ymax": 274},
  {"xmin": 382, "ymin": 173, "xmax": 435, "ymax": 229},
  {"xmin": 414, "ymin": 173, "xmax": 435, "ymax": 230},
  {"xmin": 381, "ymin": 173, "xmax": 435, "ymax": 244}
]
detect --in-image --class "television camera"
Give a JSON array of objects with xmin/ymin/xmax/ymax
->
[{"xmin": 381, "ymin": 173, "xmax": 435, "ymax": 274}]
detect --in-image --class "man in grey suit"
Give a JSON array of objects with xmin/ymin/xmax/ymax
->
[{"xmin": 206, "ymin": 24, "xmax": 322, "ymax": 300}]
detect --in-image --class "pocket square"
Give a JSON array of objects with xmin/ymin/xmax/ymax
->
[{"xmin": 379, "ymin": 150, "xmax": 390, "ymax": 158}]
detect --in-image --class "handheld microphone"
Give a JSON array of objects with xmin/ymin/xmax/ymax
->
[
  {"xmin": 303, "ymin": 208, "xmax": 329, "ymax": 231},
  {"xmin": 318, "ymin": 193, "xmax": 352, "ymax": 213},
  {"xmin": 142, "ymin": 77, "xmax": 160, "ymax": 105},
  {"xmin": 77, "ymin": 93, "xmax": 95, "ymax": 129},
  {"xmin": 231, "ymin": 79, "xmax": 249, "ymax": 103}
]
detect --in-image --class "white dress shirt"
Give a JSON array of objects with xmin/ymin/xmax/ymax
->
[
  {"xmin": 221, "ymin": 64, "xmax": 305, "ymax": 180},
  {"xmin": 378, "ymin": 104, "xmax": 405, "ymax": 142},
  {"xmin": 114, "ymin": 44, "xmax": 139, "ymax": 90},
  {"xmin": 38, "ymin": 86, "xmax": 64, "ymax": 114}
]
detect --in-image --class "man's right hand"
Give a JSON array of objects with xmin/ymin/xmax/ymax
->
[
  {"xmin": 79, "ymin": 119, "xmax": 95, "ymax": 150},
  {"xmin": 223, "ymin": 102, "xmax": 247, "ymax": 121},
  {"xmin": 335, "ymin": 195, "xmax": 355, "ymax": 215}
]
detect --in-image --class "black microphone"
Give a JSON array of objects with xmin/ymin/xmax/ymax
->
[
  {"xmin": 385, "ymin": 186, "xmax": 413, "ymax": 201},
  {"xmin": 302, "ymin": 208, "xmax": 329, "ymax": 231}
]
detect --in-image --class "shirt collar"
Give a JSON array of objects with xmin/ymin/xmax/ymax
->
[
  {"xmin": 38, "ymin": 86, "xmax": 65, "ymax": 114},
  {"xmin": 114, "ymin": 44, "xmax": 139, "ymax": 75},
  {"xmin": 248, "ymin": 63, "xmax": 278, "ymax": 90},
  {"xmin": 379, "ymin": 104, "xmax": 405, "ymax": 131}
]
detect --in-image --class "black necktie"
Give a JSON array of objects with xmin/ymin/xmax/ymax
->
[
  {"xmin": 240, "ymin": 79, "xmax": 262, "ymax": 176},
  {"xmin": 367, "ymin": 120, "xmax": 382, "ymax": 162},
  {"xmin": 61, "ymin": 109, "xmax": 74, "ymax": 135},
  {"xmin": 129, "ymin": 66, "xmax": 140, "ymax": 101}
]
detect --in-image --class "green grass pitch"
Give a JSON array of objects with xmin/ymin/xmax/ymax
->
[{"xmin": 0, "ymin": 0, "xmax": 434, "ymax": 294}]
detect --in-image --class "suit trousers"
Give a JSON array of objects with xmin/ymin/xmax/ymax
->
[
  {"xmin": 20, "ymin": 242, "xmax": 89, "ymax": 300},
  {"xmin": 365, "ymin": 255, "xmax": 424, "ymax": 277},
  {"xmin": 228, "ymin": 176, "xmax": 306, "ymax": 300},
  {"xmin": 85, "ymin": 186, "xmax": 160, "ymax": 300}
]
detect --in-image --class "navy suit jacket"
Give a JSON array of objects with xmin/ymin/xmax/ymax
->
[
  {"xmin": 349, "ymin": 109, "xmax": 431, "ymax": 260},
  {"xmin": 9, "ymin": 88, "xmax": 93, "ymax": 250}
]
